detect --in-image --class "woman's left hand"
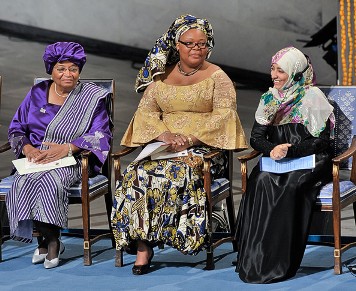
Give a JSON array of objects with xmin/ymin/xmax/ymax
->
[{"xmin": 32, "ymin": 142, "xmax": 69, "ymax": 164}]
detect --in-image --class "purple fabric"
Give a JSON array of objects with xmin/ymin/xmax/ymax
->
[
  {"xmin": 7, "ymin": 79, "xmax": 112, "ymax": 242},
  {"xmin": 8, "ymin": 80, "xmax": 111, "ymax": 172},
  {"xmin": 43, "ymin": 42, "xmax": 87, "ymax": 74}
]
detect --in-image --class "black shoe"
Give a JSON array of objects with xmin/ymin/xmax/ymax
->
[
  {"xmin": 132, "ymin": 248, "xmax": 154, "ymax": 275},
  {"xmin": 125, "ymin": 241, "xmax": 138, "ymax": 255}
]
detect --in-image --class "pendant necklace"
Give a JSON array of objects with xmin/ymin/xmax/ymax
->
[
  {"xmin": 177, "ymin": 61, "xmax": 203, "ymax": 76},
  {"xmin": 54, "ymin": 83, "xmax": 69, "ymax": 98}
]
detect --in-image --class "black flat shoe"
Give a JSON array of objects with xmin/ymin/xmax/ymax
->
[{"xmin": 132, "ymin": 248, "xmax": 154, "ymax": 275}]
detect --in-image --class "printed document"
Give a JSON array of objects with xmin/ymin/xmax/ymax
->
[
  {"xmin": 134, "ymin": 141, "xmax": 188, "ymax": 162},
  {"xmin": 12, "ymin": 156, "xmax": 77, "ymax": 175},
  {"xmin": 260, "ymin": 154, "xmax": 315, "ymax": 174}
]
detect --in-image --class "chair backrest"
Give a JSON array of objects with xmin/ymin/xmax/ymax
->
[
  {"xmin": 320, "ymin": 86, "xmax": 356, "ymax": 169},
  {"xmin": 34, "ymin": 78, "xmax": 115, "ymax": 176}
]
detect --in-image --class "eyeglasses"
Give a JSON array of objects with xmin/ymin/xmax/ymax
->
[
  {"xmin": 54, "ymin": 66, "xmax": 79, "ymax": 74},
  {"xmin": 178, "ymin": 40, "xmax": 208, "ymax": 49}
]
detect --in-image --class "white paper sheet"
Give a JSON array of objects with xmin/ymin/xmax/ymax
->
[
  {"xmin": 151, "ymin": 149, "xmax": 188, "ymax": 160},
  {"xmin": 134, "ymin": 141, "xmax": 188, "ymax": 161},
  {"xmin": 260, "ymin": 154, "xmax": 315, "ymax": 174},
  {"xmin": 133, "ymin": 142, "xmax": 168, "ymax": 162},
  {"xmin": 12, "ymin": 156, "xmax": 77, "ymax": 175}
]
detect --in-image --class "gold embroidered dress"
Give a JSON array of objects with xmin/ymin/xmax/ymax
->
[{"xmin": 111, "ymin": 69, "xmax": 247, "ymax": 254}]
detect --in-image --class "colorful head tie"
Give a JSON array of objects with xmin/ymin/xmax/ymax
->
[{"xmin": 135, "ymin": 14, "xmax": 214, "ymax": 92}]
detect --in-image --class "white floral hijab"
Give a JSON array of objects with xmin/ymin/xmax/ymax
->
[{"xmin": 255, "ymin": 46, "xmax": 334, "ymax": 137}]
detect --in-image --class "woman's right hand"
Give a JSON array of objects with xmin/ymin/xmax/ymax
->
[
  {"xmin": 22, "ymin": 144, "xmax": 42, "ymax": 162},
  {"xmin": 270, "ymin": 143, "xmax": 292, "ymax": 160},
  {"xmin": 157, "ymin": 131, "xmax": 188, "ymax": 152}
]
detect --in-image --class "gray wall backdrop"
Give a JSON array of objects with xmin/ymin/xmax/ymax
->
[{"xmin": 0, "ymin": 0, "xmax": 337, "ymax": 84}]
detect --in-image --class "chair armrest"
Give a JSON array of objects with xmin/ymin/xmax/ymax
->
[
  {"xmin": 203, "ymin": 149, "xmax": 224, "ymax": 161},
  {"xmin": 332, "ymin": 135, "xmax": 356, "ymax": 164},
  {"xmin": 330, "ymin": 136, "xmax": 356, "ymax": 192},
  {"xmin": 202, "ymin": 149, "xmax": 226, "ymax": 205},
  {"xmin": 78, "ymin": 150, "xmax": 92, "ymax": 175},
  {"xmin": 112, "ymin": 147, "xmax": 138, "ymax": 159},
  {"xmin": 79, "ymin": 149, "xmax": 92, "ymax": 158},
  {"xmin": 237, "ymin": 150, "xmax": 261, "ymax": 194},
  {"xmin": 112, "ymin": 147, "xmax": 139, "ymax": 183},
  {"xmin": 0, "ymin": 142, "xmax": 11, "ymax": 153},
  {"xmin": 237, "ymin": 150, "xmax": 261, "ymax": 163},
  {"xmin": 76, "ymin": 150, "xmax": 93, "ymax": 200}
]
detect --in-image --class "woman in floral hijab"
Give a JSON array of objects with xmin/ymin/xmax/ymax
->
[{"xmin": 236, "ymin": 47, "xmax": 334, "ymax": 283}]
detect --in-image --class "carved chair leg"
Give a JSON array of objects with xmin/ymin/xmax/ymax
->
[
  {"xmin": 333, "ymin": 249, "xmax": 342, "ymax": 275},
  {"xmin": 104, "ymin": 192, "xmax": 115, "ymax": 248},
  {"xmin": 84, "ymin": 240, "xmax": 92, "ymax": 266},
  {"xmin": 82, "ymin": 198, "xmax": 92, "ymax": 266},
  {"xmin": 205, "ymin": 248, "xmax": 215, "ymax": 270},
  {"xmin": 332, "ymin": 204, "xmax": 342, "ymax": 274},
  {"xmin": 115, "ymin": 249, "xmax": 123, "ymax": 267},
  {"xmin": 205, "ymin": 227, "xmax": 215, "ymax": 270}
]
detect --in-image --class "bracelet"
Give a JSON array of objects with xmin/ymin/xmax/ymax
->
[
  {"xmin": 67, "ymin": 143, "xmax": 73, "ymax": 157},
  {"xmin": 187, "ymin": 136, "xmax": 194, "ymax": 147}
]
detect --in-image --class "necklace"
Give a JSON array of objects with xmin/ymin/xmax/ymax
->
[
  {"xmin": 54, "ymin": 83, "xmax": 69, "ymax": 98},
  {"xmin": 177, "ymin": 61, "xmax": 203, "ymax": 76}
]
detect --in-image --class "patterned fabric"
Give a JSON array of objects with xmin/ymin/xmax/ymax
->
[
  {"xmin": 112, "ymin": 66, "xmax": 247, "ymax": 255},
  {"xmin": 111, "ymin": 147, "xmax": 226, "ymax": 254},
  {"xmin": 320, "ymin": 86, "xmax": 356, "ymax": 169},
  {"xmin": 7, "ymin": 80, "xmax": 111, "ymax": 242},
  {"xmin": 123, "ymin": 70, "xmax": 247, "ymax": 150},
  {"xmin": 135, "ymin": 14, "xmax": 214, "ymax": 93},
  {"xmin": 255, "ymin": 46, "xmax": 335, "ymax": 138},
  {"xmin": 42, "ymin": 42, "xmax": 87, "ymax": 74}
]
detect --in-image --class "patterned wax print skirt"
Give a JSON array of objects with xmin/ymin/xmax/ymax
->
[{"xmin": 111, "ymin": 146, "xmax": 226, "ymax": 255}]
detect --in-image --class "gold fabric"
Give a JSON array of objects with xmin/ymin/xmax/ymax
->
[{"xmin": 122, "ymin": 69, "xmax": 247, "ymax": 150}]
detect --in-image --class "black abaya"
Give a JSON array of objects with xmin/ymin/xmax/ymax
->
[{"xmin": 236, "ymin": 122, "xmax": 332, "ymax": 283}]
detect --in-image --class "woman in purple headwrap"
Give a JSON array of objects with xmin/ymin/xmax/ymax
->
[{"xmin": 6, "ymin": 42, "xmax": 112, "ymax": 269}]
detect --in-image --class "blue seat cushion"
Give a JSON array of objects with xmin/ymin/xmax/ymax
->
[
  {"xmin": 69, "ymin": 174, "xmax": 108, "ymax": 197},
  {"xmin": 0, "ymin": 174, "xmax": 108, "ymax": 197},
  {"xmin": 211, "ymin": 178, "xmax": 230, "ymax": 198},
  {"xmin": 0, "ymin": 175, "xmax": 15, "ymax": 195},
  {"xmin": 316, "ymin": 180, "xmax": 356, "ymax": 205}
]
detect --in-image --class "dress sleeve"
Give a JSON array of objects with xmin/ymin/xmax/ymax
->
[
  {"xmin": 121, "ymin": 82, "xmax": 169, "ymax": 146},
  {"xmin": 8, "ymin": 90, "xmax": 32, "ymax": 158},
  {"xmin": 197, "ymin": 70, "xmax": 247, "ymax": 149},
  {"xmin": 70, "ymin": 97, "xmax": 112, "ymax": 170},
  {"xmin": 121, "ymin": 70, "xmax": 247, "ymax": 150},
  {"xmin": 250, "ymin": 121, "xmax": 276, "ymax": 156},
  {"xmin": 286, "ymin": 120, "xmax": 331, "ymax": 158}
]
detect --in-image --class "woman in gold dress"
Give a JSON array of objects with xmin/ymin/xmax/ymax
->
[{"xmin": 111, "ymin": 14, "xmax": 247, "ymax": 275}]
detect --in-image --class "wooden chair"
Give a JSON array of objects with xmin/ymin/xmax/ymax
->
[
  {"xmin": 112, "ymin": 146, "xmax": 243, "ymax": 270},
  {"xmin": 237, "ymin": 86, "xmax": 356, "ymax": 274},
  {"xmin": 0, "ymin": 78, "xmax": 115, "ymax": 265}
]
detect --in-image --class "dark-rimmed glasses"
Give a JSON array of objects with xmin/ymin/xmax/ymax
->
[{"xmin": 178, "ymin": 40, "xmax": 208, "ymax": 49}]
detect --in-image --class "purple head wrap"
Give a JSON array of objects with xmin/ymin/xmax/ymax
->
[{"xmin": 43, "ymin": 42, "xmax": 87, "ymax": 74}]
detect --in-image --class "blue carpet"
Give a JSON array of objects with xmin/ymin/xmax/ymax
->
[{"xmin": 0, "ymin": 237, "xmax": 355, "ymax": 291}]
